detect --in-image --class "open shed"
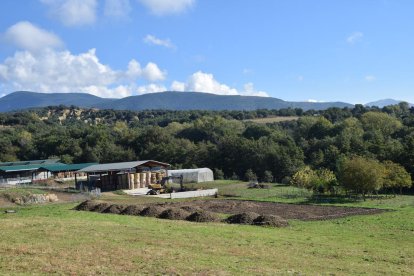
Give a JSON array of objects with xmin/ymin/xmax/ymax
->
[
  {"xmin": 168, "ymin": 168, "xmax": 214, "ymax": 183},
  {"xmin": 78, "ymin": 160, "xmax": 170, "ymax": 191}
]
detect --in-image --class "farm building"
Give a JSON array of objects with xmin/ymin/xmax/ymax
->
[
  {"xmin": 38, "ymin": 163, "xmax": 97, "ymax": 181},
  {"xmin": 0, "ymin": 159, "xmax": 97, "ymax": 185},
  {"xmin": 0, "ymin": 159, "xmax": 61, "ymax": 185},
  {"xmin": 78, "ymin": 160, "xmax": 170, "ymax": 192},
  {"xmin": 168, "ymin": 168, "xmax": 214, "ymax": 183}
]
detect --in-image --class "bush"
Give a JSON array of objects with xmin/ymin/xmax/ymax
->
[
  {"xmin": 263, "ymin": 170, "xmax": 274, "ymax": 183},
  {"xmin": 214, "ymin": 168, "xmax": 224, "ymax": 180},
  {"xmin": 244, "ymin": 169, "xmax": 257, "ymax": 181}
]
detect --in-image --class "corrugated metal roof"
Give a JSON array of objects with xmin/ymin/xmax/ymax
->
[
  {"xmin": 0, "ymin": 164, "xmax": 42, "ymax": 172},
  {"xmin": 40, "ymin": 163, "xmax": 98, "ymax": 172},
  {"xmin": 0, "ymin": 159, "xmax": 60, "ymax": 167},
  {"xmin": 78, "ymin": 160, "xmax": 170, "ymax": 173}
]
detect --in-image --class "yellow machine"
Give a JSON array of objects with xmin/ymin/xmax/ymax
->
[{"xmin": 146, "ymin": 175, "xmax": 183, "ymax": 195}]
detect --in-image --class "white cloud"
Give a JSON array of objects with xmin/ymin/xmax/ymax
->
[
  {"xmin": 142, "ymin": 62, "xmax": 167, "ymax": 82},
  {"xmin": 240, "ymin": 83, "xmax": 269, "ymax": 97},
  {"xmin": 0, "ymin": 48, "xmax": 167, "ymax": 98},
  {"xmin": 138, "ymin": 0, "xmax": 195, "ymax": 16},
  {"xmin": 365, "ymin": 75, "xmax": 376, "ymax": 82},
  {"xmin": 306, "ymin": 99, "xmax": 323, "ymax": 103},
  {"xmin": 40, "ymin": 0, "xmax": 97, "ymax": 26},
  {"xmin": 144, "ymin": 34, "xmax": 175, "ymax": 49},
  {"xmin": 171, "ymin": 81, "xmax": 186, "ymax": 91},
  {"xmin": 169, "ymin": 71, "xmax": 268, "ymax": 97},
  {"xmin": 104, "ymin": 0, "xmax": 131, "ymax": 19},
  {"xmin": 137, "ymin": 84, "xmax": 167, "ymax": 94},
  {"xmin": 347, "ymin": 32, "xmax": 364, "ymax": 44},
  {"xmin": 3, "ymin": 21, "xmax": 63, "ymax": 52},
  {"xmin": 125, "ymin": 60, "xmax": 166, "ymax": 82},
  {"xmin": 171, "ymin": 71, "xmax": 238, "ymax": 95}
]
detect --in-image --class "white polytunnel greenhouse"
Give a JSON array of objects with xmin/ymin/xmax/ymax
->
[{"xmin": 168, "ymin": 168, "xmax": 214, "ymax": 183}]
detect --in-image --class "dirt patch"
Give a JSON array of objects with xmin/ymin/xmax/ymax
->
[
  {"xmin": 187, "ymin": 211, "xmax": 220, "ymax": 223},
  {"xmin": 121, "ymin": 205, "xmax": 145, "ymax": 216},
  {"xmin": 91, "ymin": 202, "xmax": 111, "ymax": 213},
  {"xmin": 156, "ymin": 199, "xmax": 385, "ymax": 221},
  {"xmin": 140, "ymin": 206, "xmax": 166, "ymax": 217},
  {"xmin": 158, "ymin": 208, "xmax": 190, "ymax": 220},
  {"xmin": 179, "ymin": 205, "xmax": 202, "ymax": 213},
  {"xmin": 226, "ymin": 212, "xmax": 260, "ymax": 224},
  {"xmin": 103, "ymin": 204, "xmax": 126, "ymax": 214},
  {"xmin": 253, "ymin": 214, "xmax": 289, "ymax": 227},
  {"xmin": 75, "ymin": 200, "xmax": 97, "ymax": 211}
]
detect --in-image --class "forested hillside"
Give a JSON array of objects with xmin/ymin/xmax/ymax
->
[{"xmin": 1, "ymin": 103, "xmax": 413, "ymax": 192}]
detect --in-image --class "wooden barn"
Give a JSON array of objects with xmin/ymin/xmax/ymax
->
[{"xmin": 77, "ymin": 160, "xmax": 170, "ymax": 192}]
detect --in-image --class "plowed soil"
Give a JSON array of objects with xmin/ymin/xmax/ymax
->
[{"xmin": 157, "ymin": 199, "xmax": 385, "ymax": 221}]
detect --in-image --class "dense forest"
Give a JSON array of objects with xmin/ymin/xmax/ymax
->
[{"xmin": 1, "ymin": 103, "xmax": 413, "ymax": 194}]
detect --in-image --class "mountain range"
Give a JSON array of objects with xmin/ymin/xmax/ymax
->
[
  {"xmin": 365, "ymin": 99, "xmax": 414, "ymax": 108},
  {"xmin": 0, "ymin": 91, "xmax": 407, "ymax": 112}
]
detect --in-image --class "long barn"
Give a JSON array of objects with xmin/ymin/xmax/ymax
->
[{"xmin": 78, "ymin": 160, "xmax": 170, "ymax": 192}]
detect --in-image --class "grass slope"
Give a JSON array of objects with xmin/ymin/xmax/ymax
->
[{"xmin": 0, "ymin": 183, "xmax": 413, "ymax": 275}]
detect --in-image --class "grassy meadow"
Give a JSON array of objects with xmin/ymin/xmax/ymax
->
[{"xmin": 0, "ymin": 181, "xmax": 413, "ymax": 275}]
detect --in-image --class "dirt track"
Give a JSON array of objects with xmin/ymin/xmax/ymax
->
[{"xmin": 156, "ymin": 199, "xmax": 385, "ymax": 221}]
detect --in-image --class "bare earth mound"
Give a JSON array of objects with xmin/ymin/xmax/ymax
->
[
  {"xmin": 180, "ymin": 205, "xmax": 203, "ymax": 213},
  {"xmin": 140, "ymin": 206, "xmax": 166, "ymax": 217},
  {"xmin": 103, "ymin": 204, "xmax": 126, "ymax": 214},
  {"xmin": 226, "ymin": 212, "xmax": 260, "ymax": 224},
  {"xmin": 91, "ymin": 202, "xmax": 111, "ymax": 213},
  {"xmin": 161, "ymin": 200, "xmax": 385, "ymax": 221},
  {"xmin": 121, "ymin": 205, "xmax": 145, "ymax": 216},
  {"xmin": 75, "ymin": 200, "xmax": 97, "ymax": 211},
  {"xmin": 187, "ymin": 211, "xmax": 220, "ymax": 223},
  {"xmin": 253, "ymin": 214, "xmax": 289, "ymax": 227},
  {"xmin": 158, "ymin": 208, "xmax": 190, "ymax": 220}
]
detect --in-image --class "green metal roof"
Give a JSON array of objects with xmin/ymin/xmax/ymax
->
[
  {"xmin": 0, "ymin": 164, "xmax": 41, "ymax": 172},
  {"xmin": 40, "ymin": 163, "xmax": 98, "ymax": 172},
  {"xmin": 0, "ymin": 159, "xmax": 61, "ymax": 167}
]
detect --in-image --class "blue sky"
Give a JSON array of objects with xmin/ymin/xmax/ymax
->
[{"xmin": 0, "ymin": 0, "xmax": 413, "ymax": 104}]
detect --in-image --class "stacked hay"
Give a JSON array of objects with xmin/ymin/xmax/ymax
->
[
  {"xmin": 253, "ymin": 215, "xmax": 289, "ymax": 227},
  {"xmin": 156, "ymin": 172, "xmax": 162, "ymax": 182},
  {"xmin": 129, "ymin": 174, "xmax": 134, "ymax": 189},
  {"xmin": 140, "ymin": 206, "xmax": 166, "ymax": 217},
  {"xmin": 121, "ymin": 205, "xmax": 145, "ymax": 216},
  {"xmin": 135, "ymin": 173, "xmax": 140, "ymax": 189},
  {"xmin": 226, "ymin": 212, "xmax": 260, "ymax": 224},
  {"xmin": 140, "ymin": 173, "xmax": 146, "ymax": 187},
  {"xmin": 158, "ymin": 208, "xmax": 190, "ymax": 220},
  {"xmin": 146, "ymin": 172, "xmax": 151, "ymax": 186},
  {"xmin": 151, "ymin": 173, "xmax": 157, "ymax": 184},
  {"xmin": 187, "ymin": 211, "xmax": 220, "ymax": 223}
]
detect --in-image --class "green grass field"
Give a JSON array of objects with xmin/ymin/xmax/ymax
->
[{"xmin": 0, "ymin": 182, "xmax": 413, "ymax": 275}]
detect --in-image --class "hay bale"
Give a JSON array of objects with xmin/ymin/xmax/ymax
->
[
  {"xmin": 158, "ymin": 208, "xmax": 190, "ymax": 220},
  {"xmin": 103, "ymin": 204, "xmax": 126, "ymax": 214},
  {"xmin": 74, "ymin": 200, "xmax": 97, "ymax": 211},
  {"xmin": 253, "ymin": 214, "xmax": 289, "ymax": 227},
  {"xmin": 226, "ymin": 212, "xmax": 260, "ymax": 224},
  {"xmin": 187, "ymin": 211, "xmax": 220, "ymax": 223},
  {"xmin": 121, "ymin": 205, "xmax": 145, "ymax": 216},
  {"xmin": 140, "ymin": 206, "xmax": 166, "ymax": 217},
  {"xmin": 91, "ymin": 202, "xmax": 111, "ymax": 213}
]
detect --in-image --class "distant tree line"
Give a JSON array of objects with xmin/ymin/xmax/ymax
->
[{"xmin": 0, "ymin": 102, "xmax": 413, "ymax": 196}]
